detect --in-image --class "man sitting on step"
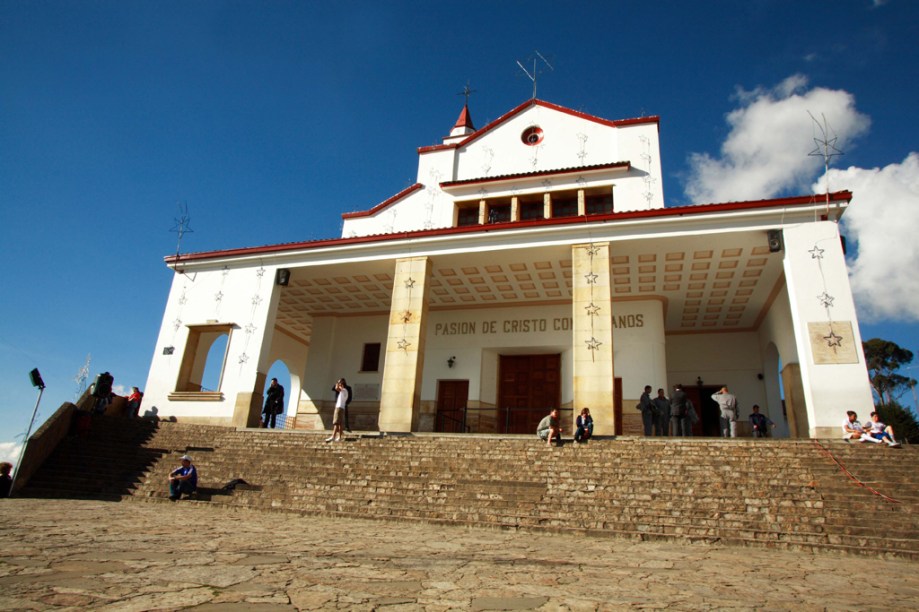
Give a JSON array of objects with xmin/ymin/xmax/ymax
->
[
  {"xmin": 537, "ymin": 409, "xmax": 562, "ymax": 447},
  {"xmin": 865, "ymin": 412, "xmax": 902, "ymax": 448},
  {"xmin": 841, "ymin": 411, "xmax": 883, "ymax": 444},
  {"xmin": 168, "ymin": 455, "xmax": 198, "ymax": 501}
]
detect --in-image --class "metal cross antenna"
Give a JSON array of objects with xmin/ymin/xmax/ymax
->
[
  {"xmin": 458, "ymin": 82, "xmax": 476, "ymax": 104},
  {"xmin": 73, "ymin": 353, "xmax": 91, "ymax": 401},
  {"xmin": 169, "ymin": 201, "xmax": 194, "ymax": 266},
  {"xmin": 808, "ymin": 112, "xmax": 844, "ymax": 213},
  {"xmin": 516, "ymin": 50, "xmax": 553, "ymax": 99}
]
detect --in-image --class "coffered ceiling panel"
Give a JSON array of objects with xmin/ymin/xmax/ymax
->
[{"xmin": 273, "ymin": 232, "xmax": 784, "ymax": 345}]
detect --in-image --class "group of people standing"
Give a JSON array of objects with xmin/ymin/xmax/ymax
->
[
  {"xmin": 638, "ymin": 384, "xmax": 699, "ymax": 437},
  {"xmin": 638, "ymin": 384, "xmax": 775, "ymax": 438}
]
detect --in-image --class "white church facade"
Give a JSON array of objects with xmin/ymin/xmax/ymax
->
[{"xmin": 142, "ymin": 98, "xmax": 873, "ymax": 438}]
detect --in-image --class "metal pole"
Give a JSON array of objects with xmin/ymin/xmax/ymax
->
[{"xmin": 10, "ymin": 386, "xmax": 44, "ymax": 496}]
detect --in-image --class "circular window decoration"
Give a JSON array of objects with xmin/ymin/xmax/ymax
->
[{"xmin": 521, "ymin": 126, "xmax": 544, "ymax": 146}]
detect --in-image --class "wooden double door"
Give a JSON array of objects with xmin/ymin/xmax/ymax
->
[{"xmin": 498, "ymin": 354, "xmax": 561, "ymax": 434}]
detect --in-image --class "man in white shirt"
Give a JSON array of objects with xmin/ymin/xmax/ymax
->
[{"xmin": 326, "ymin": 378, "xmax": 349, "ymax": 443}]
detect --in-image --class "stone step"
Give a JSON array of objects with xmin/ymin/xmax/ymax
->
[{"xmin": 21, "ymin": 417, "xmax": 919, "ymax": 559}]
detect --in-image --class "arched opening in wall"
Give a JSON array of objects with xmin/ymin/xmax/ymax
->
[
  {"xmin": 763, "ymin": 342, "xmax": 788, "ymax": 438},
  {"xmin": 266, "ymin": 360, "xmax": 292, "ymax": 428}
]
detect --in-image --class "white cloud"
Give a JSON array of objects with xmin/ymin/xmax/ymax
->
[
  {"xmin": 0, "ymin": 441, "xmax": 22, "ymax": 467},
  {"xmin": 684, "ymin": 76, "xmax": 919, "ymax": 323},
  {"xmin": 816, "ymin": 153, "xmax": 919, "ymax": 322},
  {"xmin": 685, "ymin": 75, "xmax": 871, "ymax": 203}
]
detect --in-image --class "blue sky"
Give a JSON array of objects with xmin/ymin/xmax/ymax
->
[{"xmin": 2, "ymin": 1, "xmax": 918, "ymax": 461}]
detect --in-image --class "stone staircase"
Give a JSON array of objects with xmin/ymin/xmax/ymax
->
[{"xmin": 19, "ymin": 416, "xmax": 919, "ymax": 558}]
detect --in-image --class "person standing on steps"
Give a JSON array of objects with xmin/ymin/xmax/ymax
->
[
  {"xmin": 343, "ymin": 379, "xmax": 354, "ymax": 433},
  {"xmin": 0, "ymin": 462, "xmax": 12, "ymax": 498},
  {"xmin": 125, "ymin": 386, "xmax": 143, "ymax": 419},
  {"xmin": 712, "ymin": 386, "xmax": 738, "ymax": 438},
  {"xmin": 262, "ymin": 378, "xmax": 285, "ymax": 429},
  {"xmin": 653, "ymin": 388, "xmax": 671, "ymax": 436},
  {"xmin": 670, "ymin": 384, "xmax": 692, "ymax": 437},
  {"xmin": 327, "ymin": 378, "xmax": 349, "ymax": 442},
  {"xmin": 638, "ymin": 385, "xmax": 657, "ymax": 437}
]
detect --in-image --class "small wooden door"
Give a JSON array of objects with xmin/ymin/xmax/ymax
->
[{"xmin": 436, "ymin": 380, "xmax": 469, "ymax": 433}]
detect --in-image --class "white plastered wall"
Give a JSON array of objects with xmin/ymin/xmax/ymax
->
[
  {"xmin": 300, "ymin": 314, "xmax": 389, "ymax": 409},
  {"xmin": 341, "ymin": 104, "xmax": 665, "ymax": 239},
  {"xmin": 143, "ymin": 265, "xmax": 283, "ymax": 423},
  {"xmin": 665, "ymin": 331, "xmax": 767, "ymax": 412},
  {"xmin": 612, "ymin": 300, "xmax": 667, "ymax": 400}
]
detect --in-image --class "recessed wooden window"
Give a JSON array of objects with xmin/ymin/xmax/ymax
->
[
  {"xmin": 551, "ymin": 195, "xmax": 578, "ymax": 218},
  {"xmin": 487, "ymin": 202, "xmax": 511, "ymax": 223},
  {"xmin": 519, "ymin": 198, "xmax": 544, "ymax": 220},
  {"xmin": 457, "ymin": 205, "xmax": 479, "ymax": 227},
  {"xmin": 361, "ymin": 343, "xmax": 381, "ymax": 372},
  {"xmin": 586, "ymin": 190, "xmax": 614, "ymax": 215}
]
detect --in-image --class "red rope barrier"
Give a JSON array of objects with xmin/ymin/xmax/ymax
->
[{"xmin": 811, "ymin": 439, "xmax": 901, "ymax": 504}]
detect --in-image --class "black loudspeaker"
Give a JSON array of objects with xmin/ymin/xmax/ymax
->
[
  {"xmin": 29, "ymin": 368, "xmax": 45, "ymax": 389},
  {"xmin": 767, "ymin": 230, "xmax": 783, "ymax": 253},
  {"xmin": 276, "ymin": 268, "xmax": 290, "ymax": 286}
]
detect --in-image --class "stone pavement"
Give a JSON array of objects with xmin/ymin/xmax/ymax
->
[{"xmin": 1, "ymin": 499, "xmax": 918, "ymax": 611}]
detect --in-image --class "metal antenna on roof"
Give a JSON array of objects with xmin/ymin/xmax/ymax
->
[
  {"xmin": 73, "ymin": 353, "xmax": 91, "ymax": 402},
  {"xmin": 516, "ymin": 50, "xmax": 553, "ymax": 99},
  {"xmin": 807, "ymin": 112, "xmax": 844, "ymax": 214},
  {"xmin": 169, "ymin": 201, "xmax": 194, "ymax": 270},
  {"xmin": 458, "ymin": 82, "xmax": 476, "ymax": 105}
]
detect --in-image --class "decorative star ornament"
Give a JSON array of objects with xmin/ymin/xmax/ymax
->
[
  {"xmin": 585, "ymin": 244, "xmax": 601, "ymax": 258},
  {"xmin": 256, "ymin": 267, "xmax": 266, "ymax": 278},
  {"xmin": 244, "ymin": 323, "xmax": 257, "ymax": 335},
  {"xmin": 173, "ymin": 318, "xmax": 183, "ymax": 331},
  {"xmin": 824, "ymin": 331, "xmax": 843, "ymax": 348},
  {"xmin": 404, "ymin": 278, "xmax": 416, "ymax": 290},
  {"xmin": 585, "ymin": 303, "xmax": 601, "ymax": 316},
  {"xmin": 808, "ymin": 246, "xmax": 825, "ymax": 260},
  {"xmin": 214, "ymin": 291, "xmax": 224, "ymax": 303},
  {"xmin": 584, "ymin": 272, "xmax": 599, "ymax": 285},
  {"xmin": 585, "ymin": 337, "xmax": 603, "ymax": 351},
  {"xmin": 251, "ymin": 295, "xmax": 263, "ymax": 307},
  {"xmin": 238, "ymin": 353, "xmax": 249, "ymax": 365},
  {"xmin": 397, "ymin": 338, "xmax": 411, "ymax": 351},
  {"xmin": 178, "ymin": 293, "xmax": 188, "ymax": 306},
  {"xmin": 401, "ymin": 310, "xmax": 413, "ymax": 323},
  {"xmin": 817, "ymin": 292, "xmax": 835, "ymax": 308}
]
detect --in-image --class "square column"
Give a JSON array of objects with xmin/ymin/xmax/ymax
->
[
  {"xmin": 572, "ymin": 242, "xmax": 615, "ymax": 435},
  {"xmin": 782, "ymin": 222, "xmax": 874, "ymax": 437},
  {"xmin": 379, "ymin": 257, "xmax": 432, "ymax": 432}
]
